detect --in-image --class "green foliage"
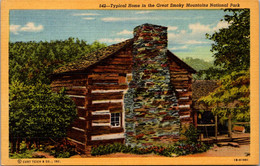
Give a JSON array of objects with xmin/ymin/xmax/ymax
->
[
  {"xmin": 9, "ymin": 38, "xmax": 106, "ymax": 85},
  {"xmin": 198, "ymin": 9, "xmax": 250, "ymax": 124},
  {"xmin": 10, "ymin": 139, "xmax": 78, "ymax": 158},
  {"xmin": 182, "ymin": 57, "xmax": 214, "ymax": 71},
  {"xmin": 204, "ymin": 9, "xmax": 250, "ymax": 79},
  {"xmin": 10, "ymin": 150, "xmax": 36, "ymax": 159},
  {"xmin": 9, "ymin": 81, "xmax": 77, "ymax": 140},
  {"xmin": 91, "ymin": 142, "xmax": 210, "ymax": 157},
  {"xmin": 46, "ymin": 138, "xmax": 78, "ymax": 158},
  {"xmin": 10, "ymin": 141, "xmax": 36, "ymax": 159},
  {"xmin": 199, "ymin": 70, "xmax": 250, "ymax": 122},
  {"xmin": 182, "ymin": 125, "xmax": 199, "ymax": 143},
  {"xmin": 181, "ymin": 57, "xmax": 215, "ymax": 80}
]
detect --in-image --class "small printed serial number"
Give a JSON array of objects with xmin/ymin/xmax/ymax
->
[{"xmin": 234, "ymin": 158, "xmax": 248, "ymax": 161}]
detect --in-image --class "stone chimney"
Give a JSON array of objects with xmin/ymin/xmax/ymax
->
[{"xmin": 124, "ymin": 24, "xmax": 180, "ymax": 147}]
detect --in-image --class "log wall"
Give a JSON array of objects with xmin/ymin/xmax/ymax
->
[
  {"xmin": 86, "ymin": 46, "xmax": 132, "ymax": 147},
  {"xmin": 51, "ymin": 46, "xmax": 132, "ymax": 153},
  {"xmin": 168, "ymin": 58, "xmax": 194, "ymax": 127}
]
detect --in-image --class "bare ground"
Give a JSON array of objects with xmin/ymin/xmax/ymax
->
[
  {"xmin": 181, "ymin": 144, "xmax": 250, "ymax": 157},
  {"xmin": 72, "ymin": 144, "xmax": 250, "ymax": 158}
]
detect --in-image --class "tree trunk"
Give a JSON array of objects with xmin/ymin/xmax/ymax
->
[
  {"xmin": 228, "ymin": 114, "xmax": 232, "ymax": 138},
  {"xmin": 215, "ymin": 116, "xmax": 218, "ymax": 140},
  {"xmin": 26, "ymin": 138, "xmax": 31, "ymax": 150},
  {"xmin": 37, "ymin": 138, "xmax": 40, "ymax": 149},
  {"xmin": 33, "ymin": 139, "xmax": 37, "ymax": 149},
  {"xmin": 10, "ymin": 137, "xmax": 15, "ymax": 153},
  {"xmin": 16, "ymin": 138, "xmax": 20, "ymax": 153}
]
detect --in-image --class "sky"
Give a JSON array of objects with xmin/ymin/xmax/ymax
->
[{"xmin": 9, "ymin": 10, "xmax": 230, "ymax": 61}]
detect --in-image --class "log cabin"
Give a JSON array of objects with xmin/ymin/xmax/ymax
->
[{"xmin": 51, "ymin": 23, "xmax": 196, "ymax": 154}]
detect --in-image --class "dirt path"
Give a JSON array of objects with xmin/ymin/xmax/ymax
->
[
  {"xmin": 75, "ymin": 144, "xmax": 250, "ymax": 158},
  {"xmin": 181, "ymin": 144, "xmax": 250, "ymax": 157},
  {"xmin": 90, "ymin": 153, "xmax": 164, "ymax": 158}
]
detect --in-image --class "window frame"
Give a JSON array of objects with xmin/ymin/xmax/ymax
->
[{"xmin": 110, "ymin": 112, "xmax": 121, "ymax": 128}]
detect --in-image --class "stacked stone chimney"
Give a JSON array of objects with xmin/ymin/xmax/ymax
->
[{"xmin": 124, "ymin": 24, "xmax": 180, "ymax": 147}]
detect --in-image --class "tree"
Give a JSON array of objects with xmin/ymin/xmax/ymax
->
[
  {"xmin": 200, "ymin": 9, "xmax": 250, "ymax": 79},
  {"xmin": 198, "ymin": 9, "xmax": 250, "ymax": 123},
  {"xmin": 9, "ymin": 38, "xmax": 106, "ymax": 85},
  {"xmin": 181, "ymin": 57, "xmax": 214, "ymax": 80},
  {"xmin": 9, "ymin": 81, "xmax": 77, "ymax": 153}
]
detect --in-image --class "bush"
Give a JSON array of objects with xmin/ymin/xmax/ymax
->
[
  {"xmin": 45, "ymin": 138, "xmax": 78, "ymax": 158},
  {"xmin": 10, "ymin": 150, "xmax": 36, "ymax": 159},
  {"xmin": 183, "ymin": 125, "xmax": 199, "ymax": 143},
  {"xmin": 91, "ymin": 142, "xmax": 210, "ymax": 157}
]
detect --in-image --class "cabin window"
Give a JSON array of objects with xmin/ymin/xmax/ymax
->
[{"xmin": 111, "ymin": 112, "xmax": 120, "ymax": 127}]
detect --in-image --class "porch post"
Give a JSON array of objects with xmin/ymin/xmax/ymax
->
[
  {"xmin": 194, "ymin": 110, "xmax": 198, "ymax": 127},
  {"xmin": 228, "ymin": 114, "xmax": 232, "ymax": 138},
  {"xmin": 215, "ymin": 116, "xmax": 218, "ymax": 140}
]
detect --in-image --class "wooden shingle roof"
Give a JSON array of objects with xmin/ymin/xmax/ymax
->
[
  {"xmin": 53, "ymin": 38, "xmax": 196, "ymax": 75},
  {"xmin": 53, "ymin": 38, "xmax": 134, "ymax": 74},
  {"xmin": 192, "ymin": 80, "xmax": 219, "ymax": 101}
]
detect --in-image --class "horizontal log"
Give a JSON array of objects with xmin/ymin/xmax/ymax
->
[
  {"xmin": 115, "ymin": 54, "xmax": 132, "ymax": 58},
  {"xmin": 51, "ymin": 82, "xmax": 74, "ymax": 87},
  {"xmin": 90, "ymin": 127, "xmax": 124, "ymax": 136},
  {"xmin": 77, "ymin": 107, "xmax": 87, "ymax": 117},
  {"xmin": 51, "ymin": 77, "xmax": 87, "ymax": 84},
  {"xmin": 51, "ymin": 81, "xmax": 86, "ymax": 87},
  {"xmin": 67, "ymin": 138, "xmax": 86, "ymax": 152},
  {"xmin": 179, "ymin": 111, "xmax": 191, "ymax": 116},
  {"xmin": 71, "ymin": 97, "xmax": 85, "ymax": 106},
  {"xmin": 171, "ymin": 81, "xmax": 189, "ymax": 85},
  {"xmin": 110, "ymin": 57, "xmax": 132, "ymax": 62},
  {"xmin": 92, "ymin": 79, "xmax": 118, "ymax": 84},
  {"xmin": 178, "ymin": 100, "xmax": 192, "ymax": 105},
  {"xmin": 175, "ymin": 91, "xmax": 192, "ymax": 96},
  {"xmin": 171, "ymin": 74, "xmax": 192, "ymax": 78},
  {"xmin": 91, "ymin": 68, "xmax": 132, "ymax": 73},
  {"xmin": 53, "ymin": 74, "xmax": 87, "ymax": 81},
  {"xmin": 88, "ymin": 73, "xmax": 119, "ymax": 78},
  {"xmin": 170, "ymin": 71, "xmax": 189, "ymax": 74},
  {"xmin": 110, "ymin": 107, "xmax": 123, "ymax": 112},
  {"xmin": 91, "ymin": 92, "xmax": 124, "ymax": 100},
  {"xmin": 172, "ymin": 78, "xmax": 190, "ymax": 81},
  {"xmin": 90, "ymin": 138, "xmax": 124, "ymax": 146},
  {"xmin": 74, "ymin": 80, "xmax": 87, "ymax": 86},
  {"xmin": 67, "ymin": 128, "xmax": 86, "ymax": 143},
  {"xmin": 91, "ymin": 114, "xmax": 110, "ymax": 120},
  {"xmin": 91, "ymin": 84, "xmax": 128, "ymax": 90},
  {"xmin": 52, "ymin": 80, "xmax": 74, "ymax": 84},
  {"xmin": 172, "ymin": 83, "xmax": 189, "ymax": 87},
  {"xmin": 107, "ymin": 62, "xmax": 132, "ymax": 66},
  {"xmin": 92, "ymin": 119, "xmax": 110, "ymax": 123},
  {"xmin": 71, "ymin": 118, "xmax": 86, "ymax": 130},
  {"xmin": 65, "ymin": 89, "xmax": 86, "ymax": 96},
  {"xmin": 93, "ymin": 65, "xmax": 133, "ymax": 71},
  {"xmin": 178, "ymin": 107, "xmax": 192, "ymax": 111},
  {"xmin": 88, "ymin": 102, "xmax": 122, "ymax": 111},
  {"xmin": 106, "ymin": 58, "xmax": 133, "ymax": 63}
]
